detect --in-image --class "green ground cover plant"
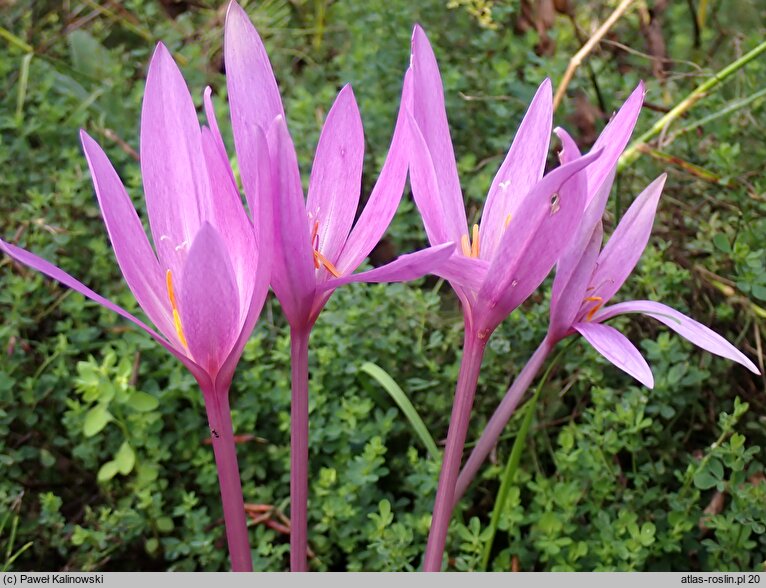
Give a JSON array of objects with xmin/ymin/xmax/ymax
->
[{"xmin": 1, "ymin": 0, "xmax": 765, "ymax": 571}]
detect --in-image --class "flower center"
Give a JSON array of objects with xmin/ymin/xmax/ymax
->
[
  {"xmin": 310, "ymin": 220, "xmax": 341, "ymax": 278},
  {"xmin": 165, "ymin": 270, "xmax": 188, "ymax": 348}
]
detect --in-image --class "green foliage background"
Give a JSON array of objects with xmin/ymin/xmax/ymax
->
[{"xmin": 1, "ymin": 0, "xmax": 765, "ymax": 572}]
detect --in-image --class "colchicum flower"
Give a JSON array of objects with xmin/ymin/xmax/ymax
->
[
  {"xmin": 405, "ymin": 26, "xmax": 622, "ymax": 571},
  {"xmin": 224, "ymin": 3, "xmax": 452, "ymax": 571},
  {"xmin": 455, "ymin": 105, "xmax": 760, "ymax": 504},
  {"xmin": 0, "ymin": 43, "xmax": 270, "ymax": 571}
]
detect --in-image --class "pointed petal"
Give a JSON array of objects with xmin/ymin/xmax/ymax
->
[
  {"xmin": 200, "ymin": 126, "xmax": 255, "ymax": 325},
  {"xmin": 589, "ymin": 174, "xmax": 666, "ymax": 304},
  {"xmin": 268, "ymin": 116, "xmax": 315, "ymax": 325},
  {"xmin": 477, "ymin": 149, "xmax": 600, "ymax": 329},
  {"xmin": 0, "ymin": 239, "xmax": 206, "ymax": 382},
  {"xmin": 574, "ymin": 321, "xmax": 654, "ymax": 388},
  {"xmin": 405, "ymin": 112, "xmax": 454, "ymax": 245},
  {"xmin": 555, "ymin": 127, "xmax": 581, "ymax": 164},
  {"xmin": 225, "ymin": 1, "xmax": 285, "ymax": 214},
  {"xmin": 585, "ymin": 82, "xmax": 644, "ymax": 202},
  {"xmin": 409, "ymin": 25, "xmax": 467, "ymax": 243},
  {"xmin": 203, "ymin": 87, "xmax": 238, "ymax": 191},
  {"xmin": 179, "ymin": 224, "xmax": 240, "ymax": 378},
  {"xmin": 320, "ymin": 242, "xmax": 453, "ymax": 290},
  {"xmin": 479, "ymin": 79, "xmax": 553, "ymax": 260},
  {"xmin": 80, "ymin": 130, "xmax": 176, "ymax": 343},
  {"xmin": 595, "ymin": 300, "xmax": 760, "ymax": 374},
  {"xmin": 336, "ymin": 71, "xmax": 412, "ymax": 273},
  {"xmin": 140, "ymin": 43, "xmax": 208, "ymax": 281},
  {"xmin": 306, "ymin": 85, "xmax": 364, "ymax": 268},
  {"xmin": 549, "ymin": 221, "xmax": 603, "ymax": 340}
]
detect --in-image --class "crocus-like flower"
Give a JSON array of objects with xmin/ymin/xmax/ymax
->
[
  {"xmin": 455, "ymin": 132, "xmax": 760, "ymax": 505},
  {"xmin": 224, "ymin": 3, "xmax": 452, "ymax": 571},
  {"xmin": 0, "ymin": 44, "xmax": 269, "ymax": 571},
  {"xmin": 405, "ymin": 26, "xmax": 620, "ymax": 571}
]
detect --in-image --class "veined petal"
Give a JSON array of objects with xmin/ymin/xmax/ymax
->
[
  {"xmin": 585, "ymin": 82, "xmax": 644, "ymax": 202},
  {"xmin": 555, "ymin": 126, "xmax": 581, "ymax": 164},
  {"xmin": 140, "ymin": 43, "xmax": 209, "ymax": 282},
  {"xmin": 200, "ymin": 125, "xmax": 255, "ymax": 325},
  {"xmin": 549, "ymin": 221, "xmax": 603, "ymax": 341},
  {"xmin": 179, "ymin": 223, "xmax": 240, "ymax": 378},
  {"xmin": 336, "ymin": 71, "xmax": 412, "ymax": 273},
  {"xmin": 268, "ymin": 116, "xmax": 315, "ymax": 325},
  {"xmin": 477, "ymin": 149, "xmax": 600, "ymax": 329},
  {"xmin": 406, "ymin": 113, "xmax": 455, "ymax": 245},
  {"xmin": 433, "ymin": 250, "xmax": 490, "ymax": 293},
  {"xmin": 306, "ymin": 85, "xmax": 364, "ymax": 269},
  {"xmin": 0, "ymin": 239, "xmax": 207, "ymax": 384},
  {"xmin": 80, "ymin": 130, "xmax": 176, "ymax": 344},
  {"xmin": 203, "ymin": 87, "xmax": 238, "ymax": 192},
  {"xmin": 225, "ymin": 0, "xmax": 285, "ymax": 213},
  {"xmin": 409, "ymin": 25, "xmax": 468, "ymax": 244},
  {"xmin": 479, "ymin": 79, "xmax": 553, "ymax": 260},
  {"xmin": 595, "ymin": 300, "xmax": 760, "ymax": 374},
  {"xmin": 320, "ymin": 242, "xmax": 453, "ymax": 290},
  {"xmin": 589, "ymin": 174, "xmax": 666, "ymax": 305},
  {"xmin": 574, "ymin": 321, "xmax": 654, "ymax": 388}
]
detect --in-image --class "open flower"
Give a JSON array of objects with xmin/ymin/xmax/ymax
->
[
  {"xmin": 456, "ymin": 125, "xmax": 760, "ymax": 505},
  {"xmin": 0, "ymin": 43, "xmax": 269, "ymax": 571},
  {"xmin": 224, "ymin": 3, "xmax": 451, "ymax": 571},
  {"xmin": 407, "ymin": 25, "xmax": 600, "ymax": 338}
]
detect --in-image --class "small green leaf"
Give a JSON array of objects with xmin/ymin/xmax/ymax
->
[
  {"xmin": 126, "ymin": 391, "xmax": 159, "ymax": 412},
  {"xmin": 83, "ymin": 404, "xmax": 113, "ymax": 437},
  {"xmin": 114, "ymin": 441, "xmax": 136, "ymax": 475},
  {"xmin": 156, "ymin": 517, "xmax": 174, "ymax": 533},
  {"xmin": 145, "ymin": 538, "xmax": 159, "ymax": 554},
  {"xmin": 712, "ymin": 233, "xmax": 731, "ymax": 253},
  {"xmin": 97, "ymin": 460, "xmax": 118, "ymax": 483}
]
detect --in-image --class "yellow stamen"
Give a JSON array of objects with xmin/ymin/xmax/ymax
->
[
  {"xmin": 165, "ymin": 270, "xmax": 188, "ymax": 348},
  {"xmin": 313, "ymin": 250, "xmax": 341, "ymax": 278},
  {"xmin": 504, "ymin": 214, "xmax": 512, "ymax": 229},
  {"xmin": 309, "ymin": 219, "xmax": 341, "ymax": 277},
  {"xmin": 461, "ymin": 234, "xmax": 472, "ymax": 257},
  {"xmin": 583, "ymin": 295, "xmax": 604, "ymax": 322},
  {"xmin": 460, "ymin": 224, "xmax": 482, "ymax": 258}
]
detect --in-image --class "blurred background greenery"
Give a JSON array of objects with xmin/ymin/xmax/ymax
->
[{"xmin": 1, "ymin": 0, "xmax": 765, "ymax": 572}]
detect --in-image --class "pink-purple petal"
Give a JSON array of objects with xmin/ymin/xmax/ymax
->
[
  {"xmin": 0, "ymin": 238, "xmax": 207, "ymax": 383},
  {"xmin": 306, "ymin": 85, "xmax": 365, "ymax": 270},
  {"xmin": 433, "ymin": 251, "xmax": 490, "ymax": 293},
  {"xmin": 574, "ymin": 321, "xmax": 654, "ymax": 388},
  {"xmin": 336, "ymin": 71, "xmax": 412, "ymax": 274},
  {"xmin": 268, "ymin": 116, "xmax": 316, "ymax": 325},
  {"xmin": 477, "ymin": 149, "xmax": 600, "ymax": 329},
  {"xmin": 549, "ymin": 221, "xmax": 603, "ymax": 341},
  {"xmin": 320, "ymin": 242, "xmax": 454, "ymax": 290},
  {"xmin": 409, "ymin": 25, "xmax": 468, "ymax": 244},
  {"xmin": 179, "ymin": 223, "xmax": 240, "ymax": 378},
  {"xmin": 200, "ymin": 126, "xmax": 256, "ymax": 325},
  {"xmin": 479, "ymin": 79, "xmax": 553, "ymax": 260},
  {"xmin": 140, "ymin": 43, "xmax": 209, "ymax": 282},
  {"xmin": 595, "ymin": 300, "xmax": 760, "ymax": 374},
  {"xmin": 80, "ymin": 130, "xmax": 176, "ymax": 343},
  {"xmin": 589, "ymin": 174, "xmax": 666, "ymax": 304},
  {"xmin": 203, "ymin": 87, "xmax": 239, "ymax": 192}
]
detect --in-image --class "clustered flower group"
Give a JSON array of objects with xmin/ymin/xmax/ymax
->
[{"xmin": 1, "ymin": 1, "xmax": 758, "ymax": 573}]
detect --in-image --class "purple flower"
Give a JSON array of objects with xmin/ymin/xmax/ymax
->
[
  {"xmin": 406, "ymin": 25, "xmax": 600, "ymax": 338},
  {"xmin": 549, "ymin": 136, "xmax": 759, "ymax": 386},
  {"xmin": 224, "ymin": 3, "xmax": 452, "ymax": 570},
  {"xmin": 1, "ymin": 43, "xmax": 268, "ymax": 571}
]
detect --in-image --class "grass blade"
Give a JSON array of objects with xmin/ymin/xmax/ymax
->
[{"xmin": 361, "ymin": 362, "xmax": 439, "ymax": 461}]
